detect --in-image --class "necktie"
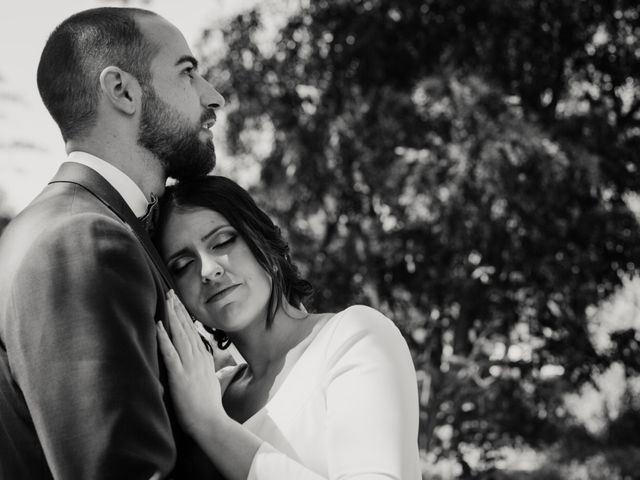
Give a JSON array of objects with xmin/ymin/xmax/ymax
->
[{"xmin": 139, "ymin": 193, "xmax": 160, "ymax": 234}]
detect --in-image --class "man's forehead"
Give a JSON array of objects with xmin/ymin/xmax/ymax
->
[{"xmin": 136, "ymin": 15, "xmax": 193, "ymax": 64}]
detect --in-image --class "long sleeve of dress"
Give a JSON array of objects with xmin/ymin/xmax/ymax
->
[{"xmin": 246, "ymin": 306, "xmax": 421, "ymax": 480}]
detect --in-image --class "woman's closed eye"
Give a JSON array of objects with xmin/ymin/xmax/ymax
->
[
  {"xmin": 211, "ymin": 232, "xmax": 237, "ymax": 250},
  {"xmin": 167, "ymin": 231, "xmax": 237, "ymax": 276},
  {"xmin": 170, "ymin": 257, "xmax": 193, "ymax": 275}
]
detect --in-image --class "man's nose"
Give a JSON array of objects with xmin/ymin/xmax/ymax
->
[{"xmin": 198, "ymin": 76, "xmax": 225, "ymax": 109}]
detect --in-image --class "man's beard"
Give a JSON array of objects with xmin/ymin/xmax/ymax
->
[{"xmin": 137, "ymin": 86, "xmax": 216, "ymax": 181}]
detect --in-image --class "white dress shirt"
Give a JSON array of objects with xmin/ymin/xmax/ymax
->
[{"xmin": 66, "ymin": 151, "xmax": 149, "ymax": 218}]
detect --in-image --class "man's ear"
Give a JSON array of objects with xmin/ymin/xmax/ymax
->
[{"xmin": 99, "ymin": 66, "xmax": 141, "ymax": 115}]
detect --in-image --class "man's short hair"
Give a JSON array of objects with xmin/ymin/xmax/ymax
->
[{"xmin": 37, "ymin": 7, "xmax": 159, "ymax": 141}]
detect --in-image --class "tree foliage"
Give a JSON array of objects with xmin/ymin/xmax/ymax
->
[{"xmin": 201, "ymin": 0, "xmax": 640, "ymax": 468}]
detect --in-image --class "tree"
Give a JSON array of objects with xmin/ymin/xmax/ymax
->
[{"xmin": 200, "ymin": 0, "xmax": 640, "ymax": 469}]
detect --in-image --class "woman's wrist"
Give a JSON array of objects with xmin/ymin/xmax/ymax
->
[
  {"xmin": 187, "ymin": 406, "xmax": 229, "ymax": 442},
  {"xmin": 187, "ymin": 413, "xmax": 263, "ymax": 480}
]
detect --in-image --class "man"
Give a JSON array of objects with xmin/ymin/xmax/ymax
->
[{"xmin": 0, "ymin": 7, "xmax": 224, "ymax": 479}]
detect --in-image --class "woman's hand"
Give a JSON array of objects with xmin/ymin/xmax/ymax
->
[{"xmin": 156, "ymin": 290, "xmax": 224, "ymax": 438}]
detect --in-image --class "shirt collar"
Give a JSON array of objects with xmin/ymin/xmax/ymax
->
[{"xmin": 66, "ymin": 151, "xmax": 149, "ymax": 218}]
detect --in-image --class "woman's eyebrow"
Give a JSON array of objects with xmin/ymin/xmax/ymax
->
[{"xmin": 201, "ymin": 225, "xmax": 230, "ymax": 242}]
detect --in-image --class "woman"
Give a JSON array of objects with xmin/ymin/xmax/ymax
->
[{"xmin": 154, "ymin": 176, "xmax": 421, "ymax": 480}]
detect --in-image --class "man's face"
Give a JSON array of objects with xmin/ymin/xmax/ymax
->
[
  {"xmin": 136, "ymin": 15, "xmax": 225, "ymax": 181},
  {"xmin": 138, "ymin": 84, "xmax": 216, "ymax": 181}
]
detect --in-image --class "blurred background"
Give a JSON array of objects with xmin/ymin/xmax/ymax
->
[{"xmin": 2, "ymin": 0, "xmax": 640, "ymax": 478}]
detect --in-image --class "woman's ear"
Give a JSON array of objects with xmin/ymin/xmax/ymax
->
[{"xmin": 98, "ymin": 66, "xmax": 141, "ymax": 115}]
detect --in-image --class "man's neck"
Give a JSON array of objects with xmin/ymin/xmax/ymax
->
[{"xmin": 66, "ymin": 139, "xmax": 166, "ymax": 201}]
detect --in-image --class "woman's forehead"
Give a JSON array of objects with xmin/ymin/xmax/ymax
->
[
  {"xmin": 172, "ymin": 208, "xmax": 229, "ymax": 231},
  {"xmin": 162, "ymin": 208, "xmax": 230, "ymax": 249}
]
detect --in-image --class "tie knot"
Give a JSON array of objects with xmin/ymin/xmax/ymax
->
[{"xmin": 139, "ymin": 193, "xmax": 160, "ymax": 234}]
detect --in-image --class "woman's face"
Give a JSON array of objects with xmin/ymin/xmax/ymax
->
[{"xmin": 159, "ymin": 207, "xmax": 272, "ymax": 333}]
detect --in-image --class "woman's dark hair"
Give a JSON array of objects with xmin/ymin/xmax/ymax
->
[
  {"xmin": 155, "ymin": 176, "xmax": 313, "ymax": 349},
  {"xmin": 37, "ymin": 7, "xmax": 157, "ymax": 141}
]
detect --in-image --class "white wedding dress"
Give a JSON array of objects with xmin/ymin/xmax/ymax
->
[{"xmin": 224, "ymin": 305, "xmax": 422, "ymax": 480}]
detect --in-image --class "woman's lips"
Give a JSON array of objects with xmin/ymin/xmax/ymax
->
[{"xmin": 207, "ymin": 284, "xmax": 240, "ymax": 303}]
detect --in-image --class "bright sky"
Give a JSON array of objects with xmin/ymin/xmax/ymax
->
[{"xmin": 0, "ymin": 0, "xmax": 257, "ymax": 215}]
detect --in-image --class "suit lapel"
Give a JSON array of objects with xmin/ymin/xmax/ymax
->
[{"xmin": 49, "ymin": 162, "xmax": 175, "ymax": 290}]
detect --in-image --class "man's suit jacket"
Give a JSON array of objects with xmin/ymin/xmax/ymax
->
[{"xmin": 0, "ymin": 162, "xmax": 218, "ymax": 479}]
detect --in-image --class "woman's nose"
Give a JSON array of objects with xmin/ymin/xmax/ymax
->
[{"xmin": 201, "ymin": 257, "xmax": 224, "ymax": 284}]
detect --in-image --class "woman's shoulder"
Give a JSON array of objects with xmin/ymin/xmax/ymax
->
[
  {"xmin": 317, "ymin": 305, "xmax": 415, "ymax": 386},
  {"xmin": 319, "ymin": 305, "xmax": 407, "ymax": 358},
  {"xmin": 329, "ymin": 304, "xmax": 400, "ymax": 336}
]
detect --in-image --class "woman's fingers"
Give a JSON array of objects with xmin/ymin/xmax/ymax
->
[
  {"xmin": 166, "ymin": 291, "xmax": 214, "ymax": 368},
  {"xmin": 165, "ymin": 292, "xmax": 194, "ymax": 362},
  {"xmin": 173, "ymin": 292, "xmax": 202, "ymax": 342},
  {"xmin": 170, "ymin": 291, "xmax": 201, "ymax": 348},
  {"xmin": 173, "ymin": 291, "xmax": 193, "ymax": 325},
  {"xmin": 156, "ymin": 321, "xmax": 183, "ymax": 373},
  {"xmin": 176, "ymin": 304, "xmax": 212, "ymax": 357}
]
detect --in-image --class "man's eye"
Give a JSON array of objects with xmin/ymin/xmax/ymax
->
[{"xmin": 184, "ymin": 67, "xmax": 195, "ymax": 78}]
